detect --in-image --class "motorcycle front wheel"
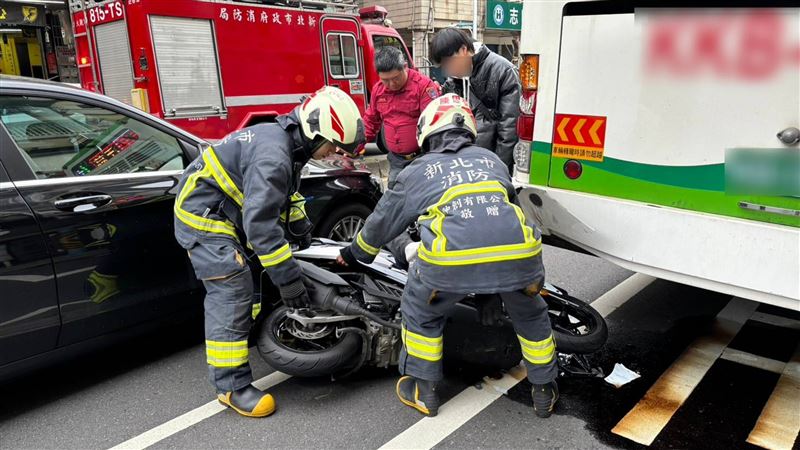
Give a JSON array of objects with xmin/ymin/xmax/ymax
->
[{"xmin": 256, "ymin": 306, "xmax": 361, "ymax": 377}]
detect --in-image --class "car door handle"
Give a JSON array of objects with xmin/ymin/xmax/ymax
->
[{"xmin": 54, "ymin": 194, "xmax": 113, "ymax": 212}]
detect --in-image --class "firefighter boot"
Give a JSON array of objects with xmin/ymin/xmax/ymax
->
[
  {"xmin": 396, "ymin": 376, "xmax": 440, "ymax": 417},
  {"xmin": 217, "ymin": 384, "xmax": 276, "ymax": 418},
  {"xmin": 532, "ymin": 381, "xmax": 559, "ymax": 418}
]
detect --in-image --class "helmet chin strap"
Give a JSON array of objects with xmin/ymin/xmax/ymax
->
[
  {"xmin": 306, "ymin": 136, "xmax": 328, "ymax": 157},
  {"xmin": 292, "ymin": 126, "xmax": 325, "ymax": 162}
]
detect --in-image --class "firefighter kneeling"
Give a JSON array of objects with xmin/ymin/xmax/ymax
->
[
  {"xmin": 174, "ymin": 86, "xmax": 365, "ymax": 418},
  {"xmin": 338, "ymin": 94, "xmax": 559, "ymax": 418}
]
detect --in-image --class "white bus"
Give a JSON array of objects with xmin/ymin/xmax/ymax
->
[{"xmin": 512, "ymin": 1, "xmax": 799, "ymax": 310}]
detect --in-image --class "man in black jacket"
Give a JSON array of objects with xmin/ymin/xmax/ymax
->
[{"xmin": 431, "ymin": 28, "xmax": 521, "ymax": 174}]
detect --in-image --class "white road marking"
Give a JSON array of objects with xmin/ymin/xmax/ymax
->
[
  {"xmin": 719, "ymin": 347, "xmax": 787, "ymax": 375},
  {"xmin": 750, "ymin": 311, "xmax": 800, "ymax": 331},
  {"xmin": 108, "ymin": 371, "xmax": 291, "ymax": 450},
  {"xmin": 589, "ymin": 273, "xmax": 656, "ymax": 317},
  {"xmin": 747, "ymin": 344, "xmax": 800, "ymax": 450},
  {"xmin": 378, "ymin": 273, "xmax": 648, "ymax": 450},
  {"xmin": 611, "ymin": 297, "xmax": 758, "ymax": 446},
  {"xmin": 379, "ymin": 366, "xmax": 528, "ymax": 450},
  {"xmin": 109, "ymin": 273, "xmax": 648, "ymax": 450}
]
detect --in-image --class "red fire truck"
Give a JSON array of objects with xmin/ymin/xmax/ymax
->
[{"xmin": 68, "ymin": 0, "xmax": 411, "ymax": 140}]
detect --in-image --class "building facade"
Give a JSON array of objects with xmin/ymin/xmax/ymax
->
[{"xmin": 0, "ymin": 0, "xmax": 77, "ymax": 82}]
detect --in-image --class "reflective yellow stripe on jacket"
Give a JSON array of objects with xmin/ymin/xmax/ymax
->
[
  {"xmin": 174, "ymin": 160, "xmax": 238, "ymax": 239},
  {"xmin": 356, "ymin": 231, "xmax": 380, "ymax": 256},
  {"xmin": 203, "ymin": 147, "xmax": 244, "ymax": 207},
  {"xmin": 252, "ymin": 302, "xmax": 262, "ymax": 320},
  {"xmin": 206, "ymin": 339, "xmax": 249, "ymax": 368},
  {"xmin": 280, "ymin": 192, "xmax": 308, "ymax": 223},
  {"xmin": 417, "ymin": 181, "xmax": 542, "ymax": 266},
  {"xmin": 258, "ymin": 243, "xmax": 293, "ymax": 267}
]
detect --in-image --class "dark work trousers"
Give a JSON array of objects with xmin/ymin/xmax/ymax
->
[
  {"xmin": 187, "ymin": 236, "xmax": 256, "ymax": 393},
  {"xmin": 399, "ymin": 263, "xmax": 558, "ymax": 384}
]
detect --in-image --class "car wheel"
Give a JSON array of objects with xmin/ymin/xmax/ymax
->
[{"xmin": 316, "ymin": 203, "xmax": 372, "ymax": 242}]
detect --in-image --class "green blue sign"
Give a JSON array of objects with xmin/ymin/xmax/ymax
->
[{"xmin": 486, "ymin": 0, "xmax": 523, "ymax": 31}]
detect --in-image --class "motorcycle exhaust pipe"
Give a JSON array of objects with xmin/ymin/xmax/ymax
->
[
  {"xmin": 315, "ymin": 292, "xmax": 401, "ymax": 330},
  {"xmin": 330, "ymin": 296, "xmax": 401, "ymax": 331},
  {"xmin": 302, "ymin": 270, "xmax": 401, "ymax": 330}
]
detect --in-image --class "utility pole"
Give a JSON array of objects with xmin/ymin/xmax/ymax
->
[{"xmin": 472, "ymin": 0, "xmax": 478, "ymax": 39}]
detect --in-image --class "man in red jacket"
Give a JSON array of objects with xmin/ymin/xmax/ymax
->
[{"xmin": 364, "ymin": 46, "xmax": 440, "ymax": 188}]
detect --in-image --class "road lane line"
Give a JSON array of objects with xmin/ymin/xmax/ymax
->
[
  {"xmin": 719, "ymin": 347, "xmax": 787, "ymax": 375},
  {"xmin": 379, "ymin": 365, "xmax": 528, "ymax": 450},
  {"xmin": 611, "ymin": 297, "xmax": 758, "ymax": 446},
  {"xmin": 746, "ymin": 344, "xmax": 800, "ymax": 450},
  {"xmin": 113, "ymin": 273, "xmax": 649, "ymax": 450},
  {"xmin": 379, "ymin": 273, "xmax": 648, "ymax": 450},
  {"xmin": 750, "ymin": 311, "xmax": 800, "ymax": 331},
  {"xmin": 108, "ymin": 371, "xmax": 291, "ymax": 450},
  {"xmin": 589, "ymin": 273, "xmax": 655, "ymax": 317}
]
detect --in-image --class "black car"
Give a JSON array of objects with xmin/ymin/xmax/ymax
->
[{"xmin": 0, "ymin": 76, "xmax": 381, "ymax": 380}]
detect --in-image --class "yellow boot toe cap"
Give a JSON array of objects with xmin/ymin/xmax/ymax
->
[
  {"xmin": 249, "ymin": 393, "xmax": 276, "ymax": 417},
  {"xmin": 218, "ymin": 392, "xmax": 276, "ymax": 418}
]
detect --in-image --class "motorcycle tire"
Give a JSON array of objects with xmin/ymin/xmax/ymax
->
[
  {"xmin": 543, "ymin": 293, "xmax": 608, "ymax": 354},
  {"xmin": 256, "ymin": 306, "xmax": 361, "ymax": 377}
]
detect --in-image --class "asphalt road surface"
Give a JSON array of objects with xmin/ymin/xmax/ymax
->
[{"xmin": 1, "ymin": 244, "xmax": 798, "ymax": 450}]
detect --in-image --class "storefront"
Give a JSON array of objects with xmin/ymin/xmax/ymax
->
[{"xmin": 0, "ymin": 0, "xmax": 77, "ymax": 82}]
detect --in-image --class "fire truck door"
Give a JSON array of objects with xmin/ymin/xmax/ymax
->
[
  {"xmin": 320, "ymin": 16, "xmax": 366, "ymax": 112},
  {"xmin": 92, "ymin": 20, "xmax": 134, "ymax": 105}
]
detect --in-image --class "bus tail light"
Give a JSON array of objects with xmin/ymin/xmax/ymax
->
[
  {"xmin": 518, "ymin": 54, "xmax": 539, "ymax": 140},
  {"xmin": 564, "ymin": 160, "xmax": 583, "ymax": 179},
  {"xmin": 517, "ymin": 90, "xmax": 536, "ymax": 140},
  {"xmin": 519, "ymin": 54, "xmax": 539, "ymax": 91},
  {"xmin": 515, "ymin": 55, "xmax": 539, "ymax": 174}
]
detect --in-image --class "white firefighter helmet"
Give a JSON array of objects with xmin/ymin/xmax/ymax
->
[
  {"xmin": 298, "ymin": 86, "xmax": 365, "ymax": 154},
  {"xmin": 416, "ymin": 93, "xmax": 477, "ymax": 148}
]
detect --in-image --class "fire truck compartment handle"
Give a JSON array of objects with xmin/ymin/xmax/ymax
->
[{"xmin": 168, "ymin": 105, "xmax": 222, "ymax": 117}]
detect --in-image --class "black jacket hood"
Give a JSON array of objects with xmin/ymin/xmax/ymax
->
[
  {"xmin": 424, "ymin": 129, "xmax": 475, "ymax": 154},
  {"xmin": 472, "ymin": 45, "xmax": 490, "ymax": 69},
  {"xmin": 277, "ymin": 108, "xmax": 315, "ymax": 163}
]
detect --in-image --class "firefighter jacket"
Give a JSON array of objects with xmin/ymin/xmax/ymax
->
[
  {"xmin": 347, "ymin": 130, "xmax": 544, "ymax": 294},
  {"xmin": 174, "ymin": 112, "xmax": 311, "ymax": 287}
]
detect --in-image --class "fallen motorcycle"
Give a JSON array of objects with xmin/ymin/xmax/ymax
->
[{"xmin": 255, "ymin": 239, "xmax": 607, "ymax": 380}]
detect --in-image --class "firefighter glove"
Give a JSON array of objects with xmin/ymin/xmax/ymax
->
[
  {"xmin": 338, "ymin": 245, "xmax": 359, "ymax": 267},
  {"xmin": 279, "ymin": 278, "xmax": 311, "ymax": 309}
]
